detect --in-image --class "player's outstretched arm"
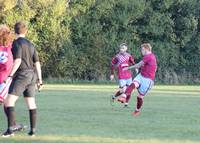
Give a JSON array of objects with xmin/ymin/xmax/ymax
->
[{"xmin": 123, "ymin": 61, "xmax": 144, "ymax": 71}]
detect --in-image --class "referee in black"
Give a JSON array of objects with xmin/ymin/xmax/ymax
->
[{"xmin": 2, "ymin": 21, "xmax": 42, "ymax": 137}]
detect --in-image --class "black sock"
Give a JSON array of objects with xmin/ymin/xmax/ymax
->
[
  {"xmin": 3, "ymin": 105, "xmax": 8, "ymax": 118},
  {"xmin": 29, "ymin": 109, "xmax": 37, "ymax": 133},
  {"xmin": 4, "ymin": 105, "xmax": 17, "ymax": 125},
  {"xmin": 6, "ymin": 107, "xmax": 15, "ymax": 131}
]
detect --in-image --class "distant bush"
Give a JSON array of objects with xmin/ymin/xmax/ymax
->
[{"xmin": 1, "ymin": 0, "xmax": 200, "ymax": 84}]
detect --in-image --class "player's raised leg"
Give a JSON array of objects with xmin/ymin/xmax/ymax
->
[
  {"xmin": 111, "ymin": 87, "xmax": 123, "ymax": 102},
  {"xmin": 111, "ymin": 78, "xmax": 129, "ymax": 103},
  {"xmin": 116, "ymin": 85, "xmax": 127, "ymax": 103},
  {"xmin": 118, "ymin": 80, "xmax": 140, "ymax": 104}
]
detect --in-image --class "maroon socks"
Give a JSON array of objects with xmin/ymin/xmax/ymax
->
[
  {"xmin": 125, "ymin": 83, "xmax": 135, "ymax": 96},
  {"xmin": 136, "ymin": 97, "xmax": 143, "ymax": 111},
  {"xmin": 114, "ymin": 90, "xmax": 121, "ymax": 97},
  {"xmin": 125, "ymin": 83, "xmax": 135, "ymax": 102}
]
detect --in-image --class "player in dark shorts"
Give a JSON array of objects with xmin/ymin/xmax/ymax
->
[
  {"xmin": 2, "ymin": 21, "xmax": 43, "ymax": 137},
  {"xmin": 0, "ymin": 24, "xmax": 25, "ymax": 134}
]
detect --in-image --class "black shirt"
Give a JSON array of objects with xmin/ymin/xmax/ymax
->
[{"xmin": 12, "ymin": 37, "xmax": 39, "ymax": 71}]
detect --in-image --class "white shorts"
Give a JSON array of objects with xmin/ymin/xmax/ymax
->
[
  {"xmin": 133, "ymin": 74, "xmax": 154, "ymax": 96},
  {"xmin": 118, "ymin": 78, "xmax": 132, "ymax": 88},
  {"xmin": 0, "ymin": 78, "xmax": 12, "ymax": 103}
]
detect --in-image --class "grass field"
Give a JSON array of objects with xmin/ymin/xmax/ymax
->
[{"xmin": 0, "ymin": 84, "xmax": 200, "ymax": 143}]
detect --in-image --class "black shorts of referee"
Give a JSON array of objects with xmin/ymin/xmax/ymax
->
[{"xmin": 9, "ymin": 69, "xmax": 36, "ymax": 97}]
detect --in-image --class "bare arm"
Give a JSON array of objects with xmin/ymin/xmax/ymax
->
[
  {"xmin": 34, "ymin": 61, "xmax": 43, "ymax": 91},
  {"xmin": 9, "ymin": 58, "xmax": 21, "ymax": 76},
  {"xmin": 129, "ymin": 61, "xmax": 144, "ymax": 69},
  {"xmin": 34, "ymin": 61, "xmax": 42, "ymax": 82},
  {"xmin": 110, "ymin": 57, "xmax": 118, "ymax": 80},
  {"xmin": 123, "ymin": 61, "xmax": 144, "ymax": 71}
]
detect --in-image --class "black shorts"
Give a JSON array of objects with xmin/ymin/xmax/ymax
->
[{"xmin": 9, "ymin": 70, "xmax": 37, "ymax": 97}]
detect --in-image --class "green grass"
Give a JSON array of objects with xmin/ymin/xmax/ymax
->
[{"xmin": 0, "ymin": 85, "xmax": 200, "ymax": 143}]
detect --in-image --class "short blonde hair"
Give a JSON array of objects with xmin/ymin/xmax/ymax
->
[{"xmin": 141, "ymin": 43, "xmax": 152, "ymax": 51}]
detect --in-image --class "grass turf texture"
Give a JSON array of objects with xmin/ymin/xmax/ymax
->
[{"xmin": 0, "ymin": 85, "xmax": 200, "ymax": 143}]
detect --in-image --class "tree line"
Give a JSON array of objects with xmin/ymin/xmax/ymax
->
[{"xmin": 0, "ymin": 0, "xmax": 200, "ymax": 84}]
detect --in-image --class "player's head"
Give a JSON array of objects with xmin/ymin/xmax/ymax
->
[
  {"xmin": 0, "ymin": 24, "xmax": 11, "ymax": 46},
  {"xmin": 140, "ymin": 43, "xmax": 152, "ymax": 56},
  {"xmin": 14, "ymin": 21, "xmax": 27, "ymax": 35},
  {"xmin": 119, "ymin": 43, "xmax": 128, "ymax": 53}
]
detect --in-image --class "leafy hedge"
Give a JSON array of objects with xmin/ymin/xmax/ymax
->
[{"xmin": 1, "ymin": 0, "xmax": 200, "ymax": 84}]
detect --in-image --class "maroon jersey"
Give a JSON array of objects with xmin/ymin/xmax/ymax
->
[
  {"xmin": 111, "ymin": 52, "xmax": 135, "ymax": 79},
  {"xmin": 141, "ymin": 53, "xmax": 157, "ymax": 80},
  {"xmin": 0, "ymin": 44, "xmax": 13, "ymax": 83}
]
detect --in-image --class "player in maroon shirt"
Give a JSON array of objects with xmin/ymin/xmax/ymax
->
[
  {"xmin": 119, "ymin": 43, "xmax": 157, "ymax": 116},
  {"xmin": 110, "ymin": 43, "xmax": 136, "ymax": 107}
]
